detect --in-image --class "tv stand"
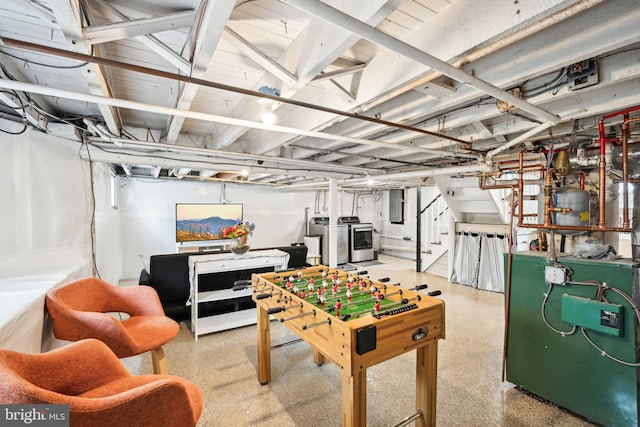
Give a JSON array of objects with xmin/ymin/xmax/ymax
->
[{"xmin": 176, "ymin": 240, "xmax": 231, "ymax": 253}]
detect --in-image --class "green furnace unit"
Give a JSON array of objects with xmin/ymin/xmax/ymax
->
[{"xmin": 505, "ymin": 252, "xmax": 640, "ymax": 427}]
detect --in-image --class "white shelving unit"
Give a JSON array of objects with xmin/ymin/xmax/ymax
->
[{"xmin": 188, "ymin": 249, "xmax": 289, "ymax": 340}]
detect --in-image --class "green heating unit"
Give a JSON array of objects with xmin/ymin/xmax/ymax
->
[{"xmin": 505, "ymin": 252, "xmax": 640, "ymax": 426}]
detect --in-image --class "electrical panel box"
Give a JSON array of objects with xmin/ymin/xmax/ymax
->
[
  {"xmin": 545, "ymin": 266, "xmax": 567, "ymax": 285},
  {"xmin": 561, "ymin": 294, "xmax": 623, "ymax": 336},
  {"xmin": 567, "ymin": 59, "xmax": 599, "ymax": 91}
]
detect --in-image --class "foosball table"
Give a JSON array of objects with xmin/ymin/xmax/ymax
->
[{"xmin": 249, "ymin": 265, "xmax": 445, "ymax": 427}]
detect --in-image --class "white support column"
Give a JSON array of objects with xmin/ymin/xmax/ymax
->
[{"xmin": 329, "ymin": 178, "xmax": 338, "ymax": 267}]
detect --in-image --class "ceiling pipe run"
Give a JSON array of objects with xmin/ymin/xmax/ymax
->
[
  {"xmin": 0, "ymin": 37, "xmax": 471, "ymax": 147},
  {"xmin": 82, "ymin": 120, "xmax": 376, "ymax": 176},
  {"xmin": 0, "ymin": 78, "xmax": 473, "ymax": 160}
]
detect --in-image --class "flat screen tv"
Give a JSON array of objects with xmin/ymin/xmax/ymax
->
[{"xmin": 175, "ymin": 203, "xmax": 243, "ymax": 243}]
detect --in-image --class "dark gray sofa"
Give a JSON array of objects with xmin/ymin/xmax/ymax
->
[{"xmin": 139, "ymin": 245, "xmax": 308, "ymax": 321}]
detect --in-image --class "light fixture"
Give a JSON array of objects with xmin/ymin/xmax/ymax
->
[
  {"xmin": 258, "ymin": 86, "xmax": 281, "ymax": 125},
  {"xmin": 261, "ymin": 106, "xmax": 276, "ymax": 125}
]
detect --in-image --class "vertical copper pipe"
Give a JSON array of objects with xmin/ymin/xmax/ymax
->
[
  {"xmin": 578, "ymin": 170, "xmax": 585, "ymax": 190},
  {"xmin": 502, "ymin": 189, "xmax": 516, "ymax": 382},
  {"xmin": 622, "ymin": 114, "xmax": 630, "ymax": 228},
  {"xmin": 543, "ymin": 168, "xmax": 554, "ymax": 227},
  {"xmin": 518, "ymin": 152, "xmax": 525, "ymax": 225},
  {"xmin": 598, "ymin": 119, "xmax": 607, "ymax": 227}
]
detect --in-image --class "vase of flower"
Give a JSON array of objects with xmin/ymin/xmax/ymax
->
[
  {"xmin": 230, "ymin": 235, "xmax": 250, "ymax": 255},
  {"xmin": 222, "ymin": 220, "xmax": 255, "ymax": 256}
]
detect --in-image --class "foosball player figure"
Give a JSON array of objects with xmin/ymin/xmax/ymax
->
[
  {"xmin": 359, "ymin": 279, "xmax": 366, "ymax": 292},
  {"xmin": 316, "ymin": 288, "xmax": 323, "ymax": 299},
  {"xmin": 300, "ymin": 290, "xmax": 307, "ymax": 299},
  {"xmin": 297, "ymin": 270, "xmax": 303, "ymax": 279},
  {"xmin": 289, "ymin": 275, "xmax": 295, "ymax": 283},
  {"xmin": 319, "ymin": 293, "xmax": 326, "ymax": 308},
  {"xmin": 376, "ymin": 291, "xmax": 384, "ymax": 301},
  {"xmin": 293, "ymin": 285, "xmax": 299, "ymax": 295},
  {"xmin": 322, "ymin": 279, "xmax": 328, "ymax": 290},
  {"xmin": 332, "ymin": 283, "xmax": 338, "ymax": 298},
  {"xmin": 332, "ymin": 273, "xmax": 338, "ymax": 284},
  {"xmin": 336, "ymin": 278, "xmax": 342, "ymax": 290},
  {"xmin": 370, "ymin": 285, "xmax": 377, "ymax": 298},
  {"xmin": 322, "ymin": 270, "xmax": 327, "ymax": 279},
  {"xmin": 346, "ymin": 288, "xmax": 353, "ymax": 304},
  {"xmin": 335, "ymin": 299, "xmax": 342, "ymax": 316},
  {"xmin": 346, "ymin": 280, "xmax": 352, "ymax": 291},
  {"xmin": 286, "ymin": 281, "xmax": 292, "ymax": 291},
  {"xmin": 374, "ymin": 299, "xmax": 381, "ymax": 314}
]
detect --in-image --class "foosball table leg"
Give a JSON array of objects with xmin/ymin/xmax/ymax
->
[
  {"xmin": 257, "ymin": 305, "xmax": 271, "ymax": 385},
  {"xmin": 313, "ymin": 349, "xmax": 326, "ymax": 366},
  {"xmin": 415, "ymin": 340, "xmax": 438, "ymax": 427},
  {"xmin": 341, "ymin": 368, "xmax": 366, "ymax": 427}
]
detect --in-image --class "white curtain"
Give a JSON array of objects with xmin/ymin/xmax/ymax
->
[
  {"xmin": 450, "ymin": 232, "xmax": 481, "ymax": 287},
  {"xmin": 477, "ymin": 234, "xmax": 509, "ymax": 292},
  {"xmin": 451, "ymin": 231, "xmax": 508, "ymax": 292}
]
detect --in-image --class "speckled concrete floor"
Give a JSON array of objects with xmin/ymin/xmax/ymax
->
[{"xmin": 123, "ymin": 255, "xmax": 596, "ymax": 426}]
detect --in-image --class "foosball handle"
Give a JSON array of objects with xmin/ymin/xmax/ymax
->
[
  {"xmin": 232, "ymin": 279, "xmax": 252, "ymax": 291},
  {"xmin": 357, "ymin": 270, "xmax": 368, "ymax": 275},
  {"xmin": 378, "ymin": 277, "xmax": 390, "ymax": 282},
  {"xmin": 255, "ymin": 293, "xmax": 272, "ymax": 300},
  {"xmin": 413, "ymin": 284, "xmax": 428, "ymax": 291},
  {"xmin": 267, "ymin": 307, "xmax": 285, "ymax": 315},
  {"xmin": 428, "ymin": 290, "xmax": 442, "ymax": 297}
]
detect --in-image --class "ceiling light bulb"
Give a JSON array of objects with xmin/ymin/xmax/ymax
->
[{"xmin": 262, "ymin": 109, "xmax": 276, "ymax": 125}]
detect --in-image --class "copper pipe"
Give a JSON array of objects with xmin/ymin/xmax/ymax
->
[
  {"xmin": 622, "ymin": 114, "xmax": 630, "ymax": 227},
  {"xmin": 518, "ymin": 152, "xmax": 525, "ymax": 225},
  {"xmin": 500, "ymin": 164, "xmax": 545, "ymax": 173},
  {"xmin": 518, "ymin": 223, "xmax": 632, "ymax": 232},
  {"xmin": 510, "ymin": 106, "xmax": 639, "ymax": 235},
  {"xmin": 543, "ymin": 168, "xmax": 555, "ymax": 227},
  {"xmin": 502, "ymin": 189, "xmax": 515, "ymax": 382},
  {"xmin": 0, "ymin": 37, "xmax": 472, "ymax": 147},
  {"xmin": 577, "ymin": 170, "xmax": 586, "ymax": 190},
  {"xmin": 598, "ymin": 122, "xmax": 607, "ymax": 228}
]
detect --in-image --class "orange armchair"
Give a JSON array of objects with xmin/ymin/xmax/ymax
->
[
  {"xmin": 0, "ymin": 339, "xmax": 202, "ymax": 427},
  {"xmin": 46, "ymin": 277, "xmax": 179, "ymax": 374}
]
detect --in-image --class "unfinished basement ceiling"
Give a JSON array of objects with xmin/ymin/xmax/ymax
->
[{"xmin": 0, "ymin": 0, "xmax": 639, "ymax": 188}]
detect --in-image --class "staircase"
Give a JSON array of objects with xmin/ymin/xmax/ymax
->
[{"xmin": 418, "ymin": 175, "xmax": 507, "ymax": 275}]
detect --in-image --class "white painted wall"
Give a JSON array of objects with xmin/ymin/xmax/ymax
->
[
  {"xmin": 96, "ymin": 178, "xmax": 389, "ymax": 281},
  {"xmin": 0, "ymin": 120, "xmax": 444, "ymax": 284},
  {"xmin": 0, "ymin": 122, "xmax": 92, "ymax": 261}
]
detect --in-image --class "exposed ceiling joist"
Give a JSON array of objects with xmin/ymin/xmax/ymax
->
[
  {"xmin": 48, "ymin": 0, "xmax": 121, "ymax": 134},
  {"xmin": 82, "ymin": 10, "xmax": 195, "ymax": 45},
  {"xmin": 282, "ymin": 0, "xmax": 560, "ymax": 125},
  {"xmin": 164, "ymin": 0, "xmax": 235, "ymax": 143},
  {"xmin": 92, "ymin": 0, "xmax": 191, "ymax": 74},
  {"xmin": 214, "ymin": 0, "xmax": 402, "ymax": 150},
  {"xmin": 223, "ymin": 27, "xmax": 297, "ymax": 85}
]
